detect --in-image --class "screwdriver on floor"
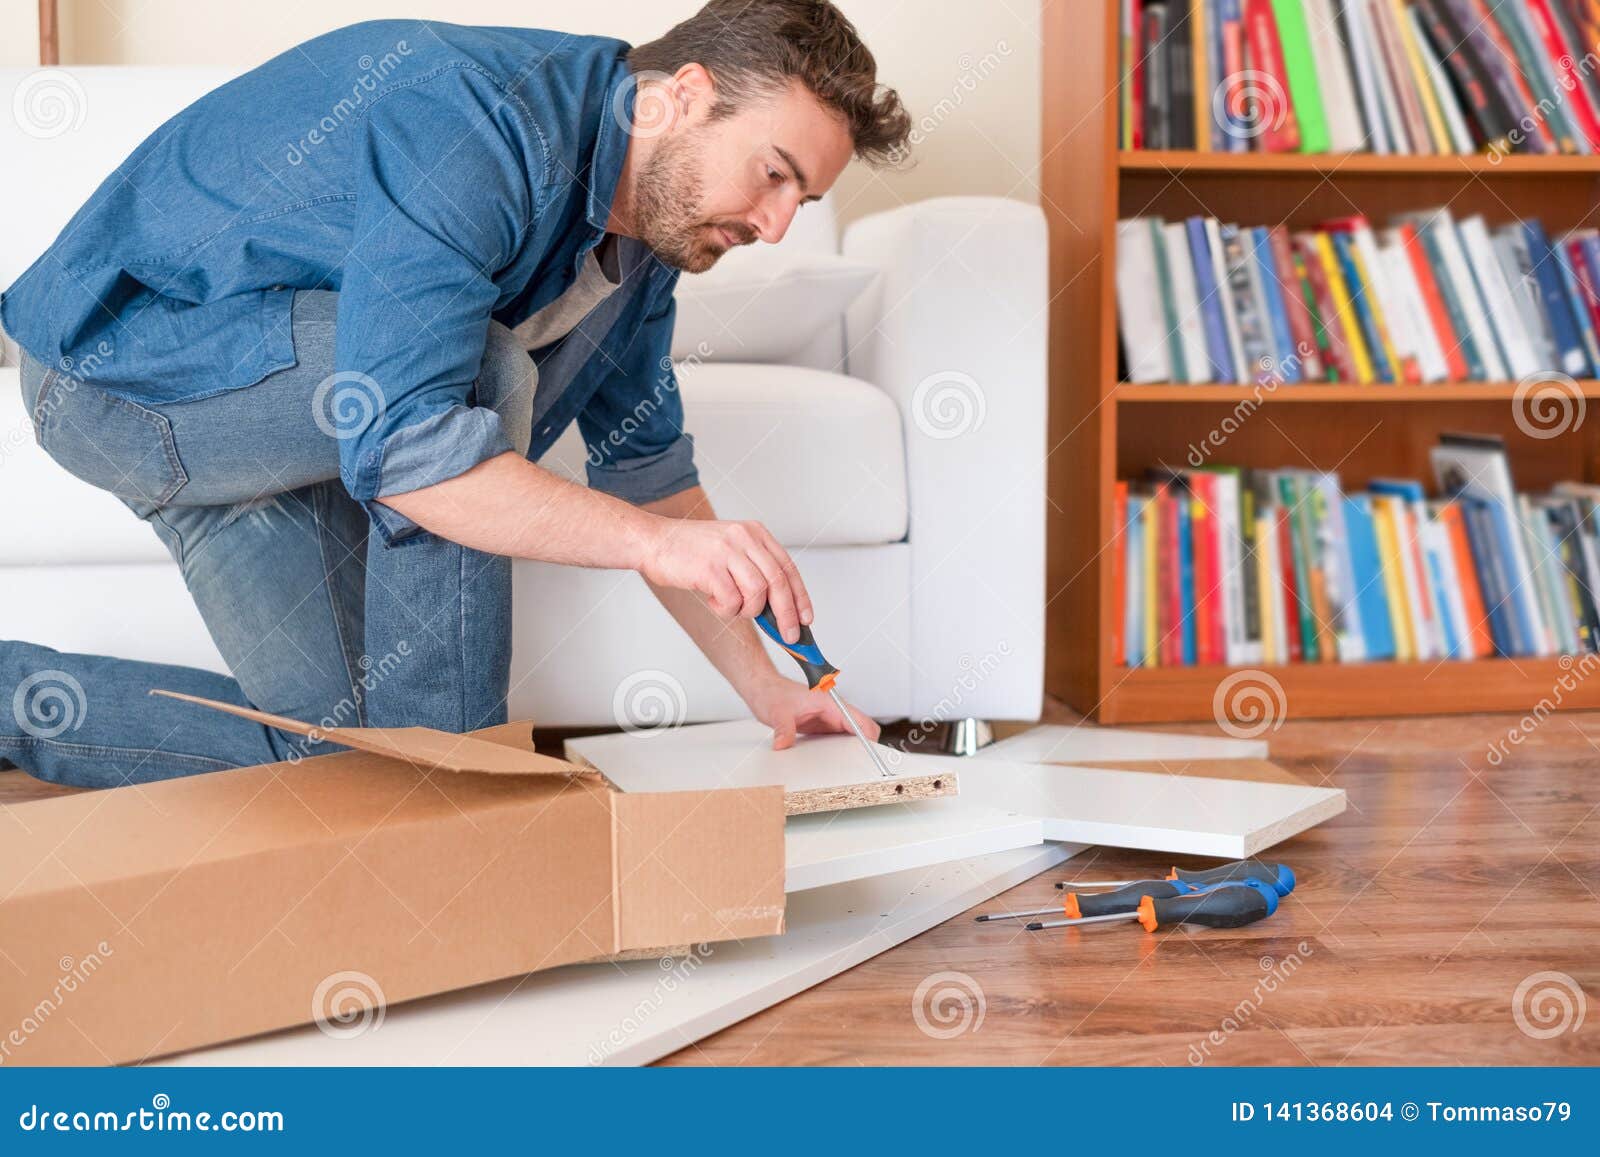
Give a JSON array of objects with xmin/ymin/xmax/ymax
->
[
  {"xmin": 755, "ymin": 601, "xmax": 894, "ymax": 778},
  {"xmin": 1027, "ymin": 878, "xmax": 1279, "ymax": 932},
  {"xmin": 1057, "ymin": 860, "xmax": 1296, "ymax": 896},
  {"xmin": 977, "ymin": 875, "xmax": 1227, "ymax": 923}
]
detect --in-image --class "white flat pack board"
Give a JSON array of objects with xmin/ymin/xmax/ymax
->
[
  {"xmin": 984, "ymin": 723, "xmax": 1268, "ymax": 765},
  {"xmin": 566, "ymin": 721, "xmax": 955, "ymax": 815},
  {"xmin": 162, "ymin": 843, "xmax": 1082, "ymax": 1067},
  {"xmin": 784, "ymin": 799, "xmax": 1045, "ymax": 892},
  {"xmin": 572, "ymin": 720, "xmax": 1342, "ymax": 860},
  {"xmin": 956, "ymin": 758, "xmax": 1344, "ymax": 858}
]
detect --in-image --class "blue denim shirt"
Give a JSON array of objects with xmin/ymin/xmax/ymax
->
[{"xmin": 0, "ymin": 21, "xmax": 695, "ymax": 542}]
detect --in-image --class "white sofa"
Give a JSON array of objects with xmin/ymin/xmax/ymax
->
[{"xmin": 0, "ymin": 67, "xmax": 1046, "ymax": 728}]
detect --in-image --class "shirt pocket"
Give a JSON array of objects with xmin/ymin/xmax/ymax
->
[{"xmin": 34, "ymin": 373, "xmax": 188, "ymax": 506}]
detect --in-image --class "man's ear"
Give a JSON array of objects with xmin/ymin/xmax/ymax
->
[
  {"xmin": 670, "ymin": 62, "xmax": 717, "ymax": 119},
  {"xmin": 628, "ymin": 63, "xmax": 709, "ymax": 138}
]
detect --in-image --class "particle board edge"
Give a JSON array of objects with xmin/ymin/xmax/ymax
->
[{"xmin": 781, "ymin": 770, "xmax": 958, "ymax": 816}]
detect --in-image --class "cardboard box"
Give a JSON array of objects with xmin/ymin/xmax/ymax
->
[{"xmin": 0, "ymin": 695, "xmax": 786, "ymax": 1065}]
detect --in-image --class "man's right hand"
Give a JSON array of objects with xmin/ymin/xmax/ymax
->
[
  {"xmin": 637, "ymin": 516, "xmax": 813, "ymax": 643},
  {"xmin": 378, "ymin": 453, "xmax": 814, "ymax": 642}
]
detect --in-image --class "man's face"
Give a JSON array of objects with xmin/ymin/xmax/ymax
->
[{"xmin": 631, "ymin": 74, "xmax": 855, "ymax": 273}]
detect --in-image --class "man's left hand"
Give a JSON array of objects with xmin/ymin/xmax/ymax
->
[{"xmin": 747, "ymin": 674, "xmax": 882, "ymax": 751}]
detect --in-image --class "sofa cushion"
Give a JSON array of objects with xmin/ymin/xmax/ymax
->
[
  {"xmin": 670, "ymin": 252, "xmax": 876, "ymax": 364},
  {"xmin": 668, "ymin": 194, "xmax": 850, "ymax": 371},
  {"xmin": 541, "ymin": 362, "xmax": 908, "ymax": 547}
]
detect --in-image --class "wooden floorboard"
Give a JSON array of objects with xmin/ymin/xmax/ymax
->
[{"xmin": 5, "ymin": 699, "xmax": 1596, "ymax": 1066}]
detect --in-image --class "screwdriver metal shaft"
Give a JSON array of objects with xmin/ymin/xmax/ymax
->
[
  {"xmin": 827, "ymin": 686, "xmax": 894, "ymax": 778},
  {"xmin": 756, "ymin": 601, "xmax": 894, "ymax": 779}
]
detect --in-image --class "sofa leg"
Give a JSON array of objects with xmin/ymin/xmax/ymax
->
[
  {"xmin": 881, "ymin": 717, "xmax": 995, "ymax": 757},
  {"xmin": 941, "ymin": 717, "xmax": 994, "ymax": 756}
]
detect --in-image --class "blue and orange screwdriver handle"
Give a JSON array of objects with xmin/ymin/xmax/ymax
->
[
  {"xmin": 1026, "ymin": 878, "xmax": 1279, "ymax": 932},
  {"xmin": 1058, "ymin": 860, "xmax": 1296, "ymax": 897},
  {"xmin": 977, "ymin": 876, "xmax": 1209, "ymax": 923},
  {"xmin": 754, "ymin": 601, "xmax": 894, "ymax": 778}
]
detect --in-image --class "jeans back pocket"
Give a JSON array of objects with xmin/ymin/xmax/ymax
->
[{"xmin": 33, "ymin": 369, "xmax": 188, "ymax": 506}]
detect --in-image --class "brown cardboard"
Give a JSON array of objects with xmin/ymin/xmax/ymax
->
[
  {"xmin": 151, "ymin": 689, "xmax": 595, "ymax": 778},
  {"xmin": 0, "ymin": 711, "xmax": 786, "ymax": 1066}
]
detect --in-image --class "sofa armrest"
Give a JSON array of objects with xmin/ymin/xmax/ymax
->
[{"xmin": 842, "ymin": 196, "xmax": 1047, "ymax": 722}]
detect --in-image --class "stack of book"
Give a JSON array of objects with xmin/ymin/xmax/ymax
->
[
  {"xmin": 1124, "ymin": 0, "xmax": 1600, "ymax": 155},
  {"xmin": 1116, "ymin": 210, "xmax": 1600, "ymax": 384},
  {"xmin": 1116, "ymin": 435, "xmax": 1600, "ymax": 666}
]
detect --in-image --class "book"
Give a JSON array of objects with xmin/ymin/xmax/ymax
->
[
  {"xmin": 1164, "ymin": 220, "xmax": 1212, "ymax": 381},
  {"xmin": 1249, "ymin": 0, "xmax": 1307, "ymax": 151},
  {"xmin": 1116, "ymin": 219, "xmax": 1171, "ymax": 382}
]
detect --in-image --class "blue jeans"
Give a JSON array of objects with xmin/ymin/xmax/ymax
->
[{"xmin": 3, "ymin": 290, "xmax": 531, "ymax": 787}]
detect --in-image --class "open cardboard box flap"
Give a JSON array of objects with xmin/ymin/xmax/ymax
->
[
  {"xmin": 151, "ymin": 689, "xmax": 593, "ymax": 778},
  {"xmin": 0, "ymin": 699, "xmax": 786, "ymax": 1065}
]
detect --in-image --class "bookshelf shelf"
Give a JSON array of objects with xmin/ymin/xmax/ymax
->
[
  {"xmin": 1119, "ymin": 150, "xmax": 1600, "ymax": 176},
  {"xmin": 1114, "ymin": 382, "xmax": 1600, "ymax": 403},
  {"xmin": 1107, "ymin": 656, "xmax": 1600, "ymax": 723},
  {"xmin": 1041, "ymin": 3, "xmax": 1600, "ymax": 725}
]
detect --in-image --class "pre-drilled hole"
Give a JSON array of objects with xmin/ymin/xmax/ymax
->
[
  {"xmin": 894, "ymin": 784, "xmax": 905, "ymax": 794},
  {"xmin": 932, "ymin": 779, "xmax": 943, "ymax": 789}
]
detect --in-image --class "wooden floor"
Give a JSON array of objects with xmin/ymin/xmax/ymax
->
[
  {"xmin": 658, "ymin": 699, "xmax": 1600, "ymax": 1066},
  {"xmin": 4, "ymin": 698, "xmax": 1596, "ymax": 1066}
]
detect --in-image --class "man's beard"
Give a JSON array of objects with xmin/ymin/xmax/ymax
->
[{"xmin": 632, "ymin": 133, "xmax": 753, "ymax": 273}]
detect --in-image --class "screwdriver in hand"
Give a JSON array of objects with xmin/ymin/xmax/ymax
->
[
  {"xmin": 1058, "ymin": 860, "xmax": 1296, "ymax": 896},
  {"xmin": 755, "ymin": 601, "xmax": 894, "ymax": 779},
  {"xmin": 1027, "ymin": 878, "xmax": 1279, "ymax": 932}
]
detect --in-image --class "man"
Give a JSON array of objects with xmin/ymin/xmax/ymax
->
[{"xmin": 0, "ymin": 2, "xmax": 912, "ymax": 787}]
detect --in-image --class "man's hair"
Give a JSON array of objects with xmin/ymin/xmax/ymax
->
[{"xmin": 627, "ymin": 0, "xmax": 912, "ymax": 166}]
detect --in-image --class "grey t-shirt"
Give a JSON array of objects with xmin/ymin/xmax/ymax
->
[{"xmin": 510, "ymin": 232, "xmax": 624, "ymax": 351}]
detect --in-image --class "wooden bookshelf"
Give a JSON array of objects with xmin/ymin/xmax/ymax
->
[
  {"xmin": 1115, "ymin": 381, "xmax": 1600, "ymax": 403},
  {"xmin": 1041, "ymin": 1, "xmax": 1600, "ymax": 724},
  {"xmin": 1120, "ymin": 149, "xmax": 1600, "ymax": 175}
]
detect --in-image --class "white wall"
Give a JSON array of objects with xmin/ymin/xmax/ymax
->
[{"xmin": 0, "ymin": 1, "xmax": 1042, "ymax": 225}]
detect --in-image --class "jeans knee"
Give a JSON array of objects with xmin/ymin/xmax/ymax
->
[{"xmin": 475, "ymin": 321, "xmax": 535, "ymax": 457}]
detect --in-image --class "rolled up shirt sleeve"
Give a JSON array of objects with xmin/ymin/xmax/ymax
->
[
  {"xmin": 333, "ymin": 68, "xmax": 540, "ymax": 545},
  {"xmin": 576, "ymin": 286, "xmax": 699, "ymax": 506}
]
